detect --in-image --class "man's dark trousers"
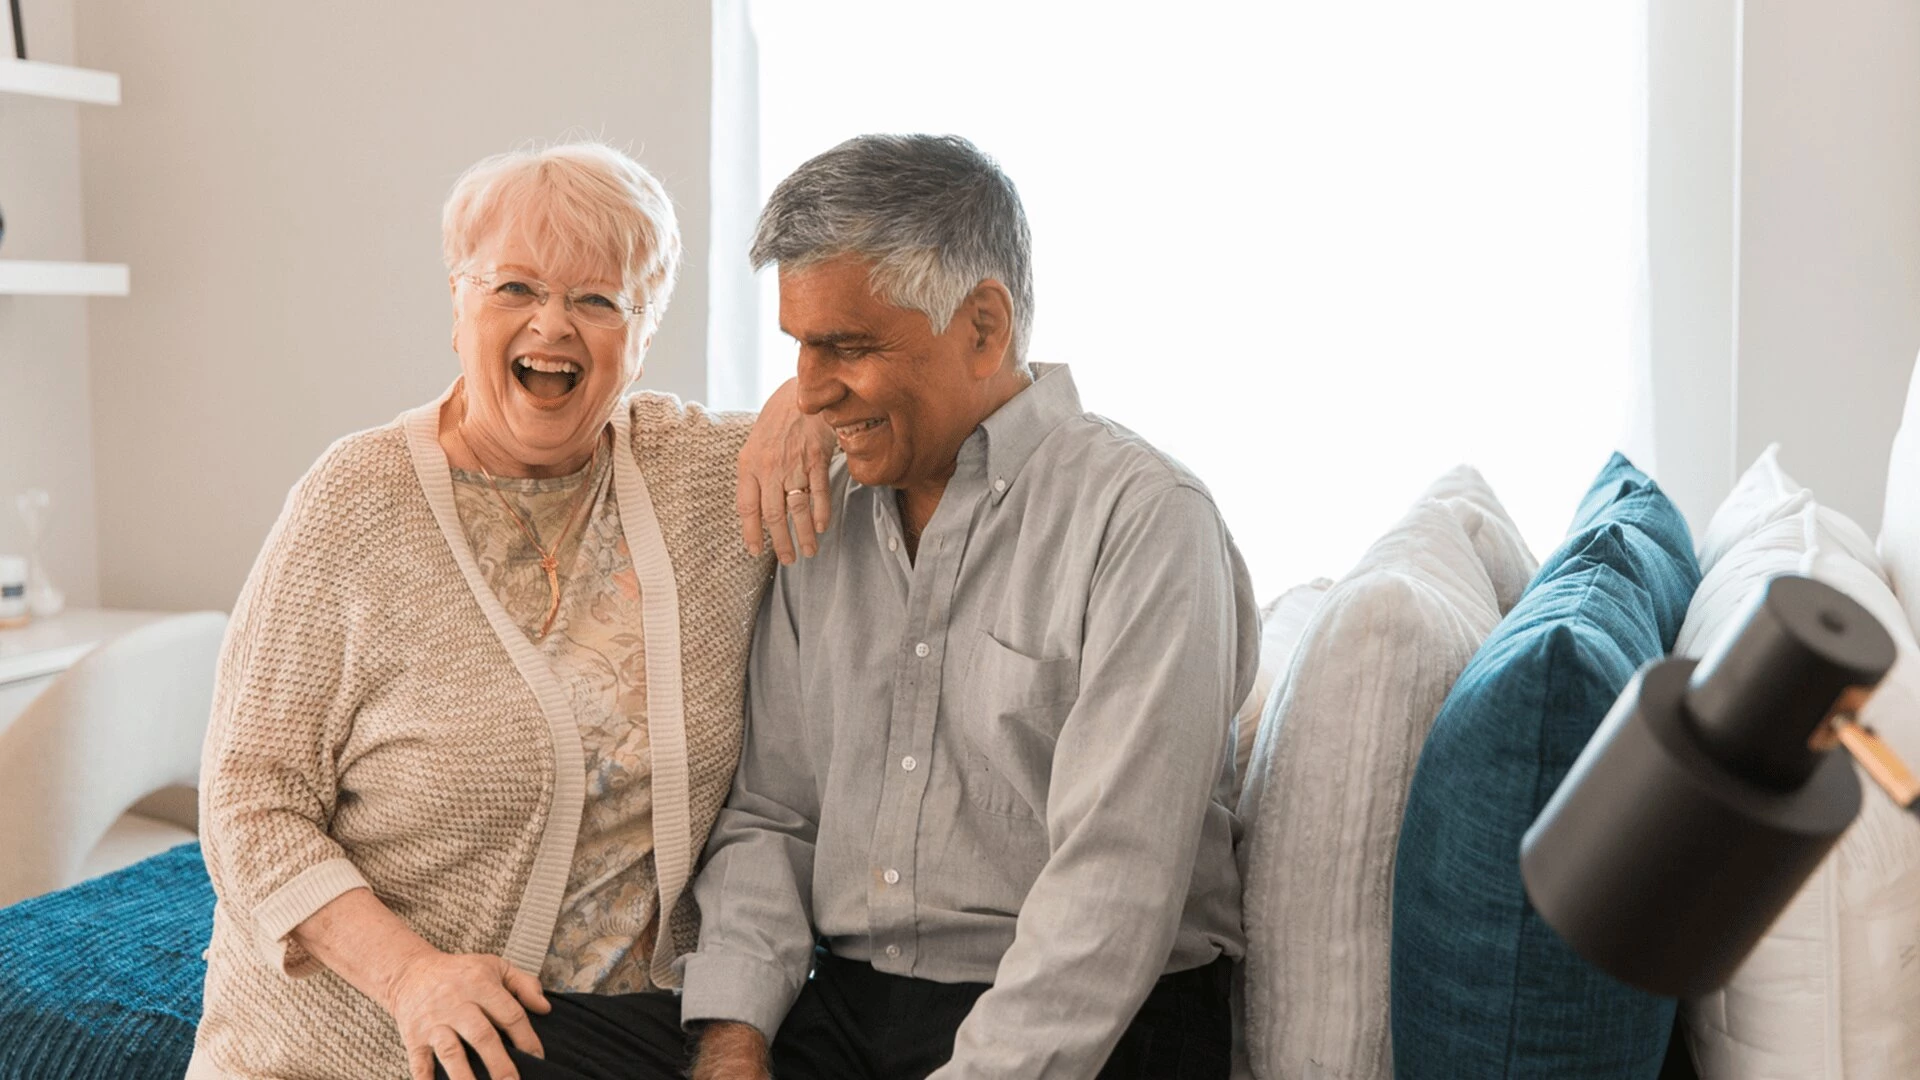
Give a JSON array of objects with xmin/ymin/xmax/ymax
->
[
  {"xmin": 437, "ymin": 950, "xmax": 1233, "ymax": 1080},
  {"xmin": 769, "ymin": 949, "xmax": 1234, "ymax": 1079}
]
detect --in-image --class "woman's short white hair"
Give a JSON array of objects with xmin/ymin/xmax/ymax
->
[{"xmin": 442, "ymin": 141, "xmax": 681, "ymax": 333}]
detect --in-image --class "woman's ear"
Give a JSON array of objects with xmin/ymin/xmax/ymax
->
[
  {"xmin": 623, "ymin": 330, "xmax": 653, "ymax": 385},
  {"xmin": 449, "ymin": 276, "xmax": 462, "ymax": 351},
  {"xmin": 965, "ymin": 279, "xmax": 1015, "ymax": 378}
]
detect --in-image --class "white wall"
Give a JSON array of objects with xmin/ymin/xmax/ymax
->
[
  {"xmin": 0, "ymin": 0, "xmax": 103, "ymax": 607},
  {"xmin": 1732, "ymin": 0, "xmax": 1920, "ymax": 532},
  {"xmin": 1645, "ymin": 0, "xmax": 1738, "ymax": 532},
  {"xmin": 74, "ymin": 0, "xmax": 731, "ymax": 612},
  {"xmin": 28, "ymin": 3, "xmax": 1920, "ymax": 614},
  {"xmin": 1642, "ymin": 0, "xmax": 1919, "ymax": 538},
  {"xmin": 705, "ymin": 0, "xmax": 761, "ymax": 412}
]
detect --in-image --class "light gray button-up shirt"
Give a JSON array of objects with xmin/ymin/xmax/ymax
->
[{"xmin": 681, "ymin": 364, "xmax": 1258, "ymax": 1078}]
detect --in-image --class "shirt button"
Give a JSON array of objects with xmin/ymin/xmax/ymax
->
[
  {"xmin": 888, "ymin": 535, "xmax": 899, "ymax": 552},
  {"xmin": 885, "ymin": 944, "xmax": 901, "ymax": 959},
  {"xmin": 993, "ymin": 477, "xmax": 1008, "ymax": 493},
  {"xmin": 901, "ymin": 756, "xmax": 918, "ymax": 772},
  {"xmin": 883, "ymin": 868, "xmax": 900, "ymax": 885},
  {"xmin": 914, "ymin": 642, "xmax": 930, "ymax": 658}
]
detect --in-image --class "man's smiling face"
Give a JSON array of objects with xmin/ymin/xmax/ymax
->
[{"xmin": 780, "ymin": 255, "xmax": 990, "ymax": 494}]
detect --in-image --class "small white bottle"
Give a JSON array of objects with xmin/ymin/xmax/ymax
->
[{"xmin": 0, "ymin": 555, "xmax": 28, "ymax": 628}]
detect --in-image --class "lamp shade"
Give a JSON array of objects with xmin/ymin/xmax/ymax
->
[{"xmin": 1520, "ymin": 575, "xmax": 1895, "ymax": 998}]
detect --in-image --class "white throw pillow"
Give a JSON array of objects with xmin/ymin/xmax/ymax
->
[
  {"xmin": 1693, "ymin": 443, "xmax": 1878, "ymax": 586},
  {"xmin": 1696, "ymin": 443, "xmax": 1802, "ymax": 574},
  {"xmin": 1230, "ymin": 579, "xmax": 1334, "ymax": 809},
  {"xmin": 1236, "ymin": 465, "xmax": 1535, "ymax": 1080},
  {"xmin": 1682, "ymin": 448, "xmax": 1920, "ymax": 1080},
  {"xmin": 1879, "ymin": 349, "xmax": 1920, "ymax": 637}
]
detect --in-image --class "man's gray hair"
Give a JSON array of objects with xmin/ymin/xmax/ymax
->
[{"xmin": 750, "ymin": 134, "xmax": 1034, "ymax": 367}]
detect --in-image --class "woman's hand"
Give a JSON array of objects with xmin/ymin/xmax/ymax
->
[
  {"xmin": 289, "ymin": 887, "xmax": 551, "ymax": 1080},
  {"xmin": 690, "ymin": 1021, "xmax": 773, "ymax": 1080},
  {"xmin": 738, "ymin": 377, "xmax": 836, "ymax": 564},
  {"xmin": 385, "ymin": 949, "xmax": 551, "ymax": 1080}
]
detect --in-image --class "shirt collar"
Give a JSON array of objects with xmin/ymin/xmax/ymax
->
[
  {"xmin": 847, "ymin": 362, "xmax": 1083, "ymax": 506},
  {"xmin": 975, "ymin": 362, "xmax": 1080, "ymax": 504}
]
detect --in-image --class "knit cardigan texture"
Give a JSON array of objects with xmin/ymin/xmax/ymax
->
[{"xmin": 190, "ymin": 390, "xmax": 770, "ymax": 1080}]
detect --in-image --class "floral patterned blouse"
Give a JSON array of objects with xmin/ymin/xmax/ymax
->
[{"xmin": 452, "ymin": 447, "xmax": 662, "ymax": 993}]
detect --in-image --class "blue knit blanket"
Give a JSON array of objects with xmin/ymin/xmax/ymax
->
[{"xmin": 0, "ymin": 843, "xmax": 210, "ymax": 1078}]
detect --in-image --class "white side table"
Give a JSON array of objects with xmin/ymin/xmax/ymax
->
[{"xmin": 0, "ymin": 608, "xmax": 174, "ymax": 687}]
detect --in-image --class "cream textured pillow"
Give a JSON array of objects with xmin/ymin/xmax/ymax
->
[
  {"xmin": 1879, "ymin": 349, "xmax": 1920, "ymax": 637},
  {"xmin": 1236, "ymin": 465, "xmax": 1535, "ymax": 1080},
  {"xmin": 1230, "ymin": 580, "xmax": 1334, "ymax": 809},
  {"xmin": 1682, "ymin": 447, "xmax": 1920, "ymax": 1080}
]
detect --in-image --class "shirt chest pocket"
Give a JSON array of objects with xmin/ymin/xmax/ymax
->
[{"xmin": 960, "ymin": 630, "xmax": 1080, "ymax": 819}]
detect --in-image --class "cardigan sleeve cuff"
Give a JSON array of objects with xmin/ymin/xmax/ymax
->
[
  {"xmin": 251, "ymin": 856, "xmax": 372, "ymax": 977},
  {"xmin": 678, "ymin": 950, "xmax": 807, "ymax": 1041}
]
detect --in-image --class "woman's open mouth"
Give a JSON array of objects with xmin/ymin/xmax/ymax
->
[{"xmin": 513, "ymin": 356, "xmax": 582, "ymax": 400}]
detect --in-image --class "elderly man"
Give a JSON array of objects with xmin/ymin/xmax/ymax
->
[{"xmin": 682, "ymin": 134, "xmax": 1258, "ymax": 1080}]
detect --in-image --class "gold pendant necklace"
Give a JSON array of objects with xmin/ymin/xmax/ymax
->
[{"xmin": 455, "ymin": 424, "xmax": 607, "ymax": 640}]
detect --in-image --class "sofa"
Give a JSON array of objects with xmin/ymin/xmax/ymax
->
[
  {"xmin": 12, "ymin": 363, "xmax": 1920, "ymax": 1079},
  {"xmin": 1230, "ymin": 358, "xmax": 1920, "ymax": 1080}
]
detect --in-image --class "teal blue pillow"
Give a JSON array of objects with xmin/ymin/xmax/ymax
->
[{"xmin": 1390, "ymin": 454, "xmax": 1700, "ymax": 1079}]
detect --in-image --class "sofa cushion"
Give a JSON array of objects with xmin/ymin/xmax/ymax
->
[
  {"xmin": 0, "ymin": 842, "xmax": 209, "ymax": 1079},
  {"xmin": 1681, "ymin": 448, "xmax": 1920, "ymax": 1079},
  {"xmin": 1230, "ymin": 578, "xmax": 1333, "ymax": 809},
  {"xmin": 1238, "ymin": 465, "xmax": 1534, "ymax": 1080},
  {"xmin": 1390, "ymin": 453, "xmax": 1698, "ymax": 1079}
]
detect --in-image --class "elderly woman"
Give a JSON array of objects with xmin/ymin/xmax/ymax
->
[{"xmin": 188, "ymin": 142, "xmax": 830, "ymax": 1080}]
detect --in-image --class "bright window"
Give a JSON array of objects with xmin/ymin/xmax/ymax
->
[{"xmin": 753, "ymin": 2, "xmax": 1641, "ymax": 598}]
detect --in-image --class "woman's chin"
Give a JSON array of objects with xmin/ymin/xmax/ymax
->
[{"xmin": 498, "ymin": 395, "xmax": 612, "ymax": 464}]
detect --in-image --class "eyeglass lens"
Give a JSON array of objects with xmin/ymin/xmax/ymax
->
[{"xmin": 475, "ymin": 274, "xmax": 634, "ymax": 328}]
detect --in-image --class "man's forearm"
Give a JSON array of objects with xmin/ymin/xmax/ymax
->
[{"xmin": 691, "ymin": 1020, "xmax": 771, "ymax": 1080}]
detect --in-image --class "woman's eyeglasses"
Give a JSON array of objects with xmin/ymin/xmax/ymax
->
[{"xmin": 463, "ymin": 270, "xmax": 645, "ymax": 330}]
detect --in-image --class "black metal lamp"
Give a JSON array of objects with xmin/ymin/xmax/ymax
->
[{"xmin": 1520, "ymin": 574, "xmax": 1916, "ymax": 997}]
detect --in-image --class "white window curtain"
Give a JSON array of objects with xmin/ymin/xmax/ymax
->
[{"xmin": 751, "ymin": 1, "xmax": 1648, "ymax": 598}]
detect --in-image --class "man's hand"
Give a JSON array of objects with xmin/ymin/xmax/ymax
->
[
  {"xmin": 384, "ymin": 949, "xmax": 551, "ymax": 1080},
  {"xmin": 690, "ymin": 1020, "xmax": 773, "ymax": 1080},
  {"xmin": 738, "ymin": 377, "xmax": 835, "ymax": 564}
]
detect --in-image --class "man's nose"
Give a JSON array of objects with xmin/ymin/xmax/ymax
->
[{"xmin": 794, "ymin": 350, "xmax": 840, "ymax": 415}]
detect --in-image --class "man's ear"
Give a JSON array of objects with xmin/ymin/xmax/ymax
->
[{"xmin": 964, "ymin": 279, "xmax": 1016, "ymax": 378}]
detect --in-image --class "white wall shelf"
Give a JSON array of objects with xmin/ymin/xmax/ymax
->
[
  {"xmin": 0, "ymin": 59, "xmax": 120, "ymax": 106},
  {"xmin": 0, "ymin": 261, "xmax": 129, "ymax": 296}
]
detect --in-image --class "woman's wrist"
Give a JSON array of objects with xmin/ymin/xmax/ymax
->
[
  {"xmin": 372, "ymin": 937, "xmax": 442, "ymax": 1014},
  {"xmin": 290, "ymin": 886, "xmax": 438, "ymax": 1013}
]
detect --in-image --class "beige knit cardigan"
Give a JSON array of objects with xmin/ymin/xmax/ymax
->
[{"xmin": 189, "ymin": 388, "xmax": 771, "ymax": 1080}]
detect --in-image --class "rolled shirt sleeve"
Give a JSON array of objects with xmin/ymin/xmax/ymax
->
[{"xmin": 931, "ymin": 483, "xmax": 1253, "ymax": 1079}]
